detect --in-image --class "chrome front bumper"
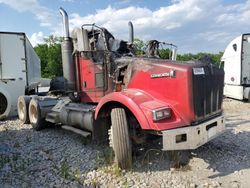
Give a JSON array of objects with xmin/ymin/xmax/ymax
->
[{"xmin": 162, "ymin": 115, "xmax": 225, "ymax": 150}]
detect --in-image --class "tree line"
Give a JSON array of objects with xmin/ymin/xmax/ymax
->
[
  {"xmin": 35, "ymin": 36, "xmax": 223, "ymax": 78},
  {"xmin": 133, "ymin": 38, "xmax": 223, "ymax": 66},
  {"xmin": 34, "ymin": 36, "xmax": 63, "ymax": 78}
]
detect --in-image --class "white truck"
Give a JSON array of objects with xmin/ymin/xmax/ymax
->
[
  {"xmin": 0, "ymin": 32, "xmax": 41, "ymax": 119},
  {"xmin": 221, "ymin": 33, "xmax": 250, "ymax": 101}
]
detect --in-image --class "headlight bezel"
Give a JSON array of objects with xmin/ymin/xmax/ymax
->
[{"xmin": 152, "ymin": 107, "xmax": 171, "ymax": 121}]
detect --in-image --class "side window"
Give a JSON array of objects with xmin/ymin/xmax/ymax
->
[
  {"xmin": 232, "ymin": 43, "xmax": 237, "ymax": 52},
  {"xmin": 219, "ymin": 61, "xmax": 224, "ymax": 69}
]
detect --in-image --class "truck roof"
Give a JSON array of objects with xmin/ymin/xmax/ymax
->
[
  {"xmin": 0, "ymin": 31, "xmax": 26, "ymax": 35},
  {"xmin": 0, "ymin": 31, "xmax": 25, "ymax": 35}
]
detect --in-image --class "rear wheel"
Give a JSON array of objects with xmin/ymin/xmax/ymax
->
[
  {"xmin": 17, "ymin": 96, "xmax": 30, "ymax": 124},
  {"xmin": 110, "ymin": 108, "xmax": 132, "ymax": 169},
  {"xmin": 29, "ymin": 98, "xmax": 46, "ymax": 131},
  {"xmin": 0, "ymin": 92, "xmax": 8, "ymax": 116}
]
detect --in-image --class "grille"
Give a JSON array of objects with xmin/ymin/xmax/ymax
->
[{"xmin": 192, "ymin": 65, "xmax": 224, "ymax": 122}]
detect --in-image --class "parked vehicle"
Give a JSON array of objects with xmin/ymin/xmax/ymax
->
[
  {"xmin": 0, "ymin": 32, "xmax": 40, "ymax": 119},
  {"xmin": 221, "ymin": 33, "xmax": 250, "ymax": 101},
  {"xmin": 18, "ymin": 8, "xmax": 225, "ymax": 169}
]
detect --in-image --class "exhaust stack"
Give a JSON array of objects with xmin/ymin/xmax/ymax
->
[
  {"xmin": 171, "ymin": 48, "xmax": 177, "ymax": 61},
  {"xmin": 128, "ymin": 21, "xmax": 134, "ymax": 44},
  {"xmin": 59, "ymin": 7, "xmax": 76, "ymax": 91},
  {"xmin": 59, "ymin": 7, "xmax": 70, "ymax": 38}
]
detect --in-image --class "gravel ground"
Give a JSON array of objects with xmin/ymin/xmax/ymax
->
[{"xmin": 1, "ymin": 98, "xmax": 250, "ymax": 187}]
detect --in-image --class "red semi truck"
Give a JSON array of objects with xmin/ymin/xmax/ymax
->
[{"xmin": 17, "ymin": 8, "xmax": 225, "ymax": 169}]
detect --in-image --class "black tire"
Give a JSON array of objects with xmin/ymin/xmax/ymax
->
[
  {"xmin": 17, "ymin": 96, "xmax": 31, "ymax": 124},
  {"xmin": 0, "ymin": 92, "xmax": 8, "ymax": 116},
  {"xmin": 29, "ymin": 98, "xmax": 46, "ymax": 131},
  {"xmin": 110, "ymin": 108, "xmax": 132, "ymax": 169}
]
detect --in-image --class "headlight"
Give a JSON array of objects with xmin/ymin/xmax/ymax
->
[{"xmin": 152, "ymin": 108, "xmax": 171, "ymax": 121}]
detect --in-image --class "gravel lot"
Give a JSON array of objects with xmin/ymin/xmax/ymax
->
[{"xmin": 1, "ymin": 98, "xmax": 250, "ymax": 188}]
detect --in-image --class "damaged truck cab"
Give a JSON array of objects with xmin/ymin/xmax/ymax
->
[
  {"xmin": 18, "ymin": 8, "xmax": 225, "ymax": 169},
  {"xmin": 95, "ymin": 58, "xmax": 225, "ymax": 151}
]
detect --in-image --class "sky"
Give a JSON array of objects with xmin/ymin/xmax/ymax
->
[{"xmin": 0, "ymin": 0, "xmax": 249, "ymax": 53}]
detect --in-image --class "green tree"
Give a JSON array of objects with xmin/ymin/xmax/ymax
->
[
  {"xmin": 133, "ymin": 38, "xmax": 146, "ymax": 55},
  {"xmin": 45, "ymin": 43, "xmax": 63, "ymax": 78},
  {"xmin": 159, "ymin": 48, "xmax": 171, "ymax": 59},
  {"xmin": 176, "ymin": 52, "xmax": 223, "ymax": 65},
  {"xmin": 177, "ymin": 53, "xmax": 194, "ymax": 61},
  {"xmin": 34, "ymin": 44, "xmax": 48, "ymax": 76},
  {"xmin": 44, "ymin": 35, "xmax": 64, "ymax": 46},
  {"xmin": 34, "ymin": 35, "xmax": 63, "ymax": 78},
  {"xmin": 132, "ymin": 38, "xmax": 224, "ymax": 65}
]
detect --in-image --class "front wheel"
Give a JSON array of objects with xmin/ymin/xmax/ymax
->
[{"xmin": 110, "ymin": 108, "xmax": 132, "ymax": 169}]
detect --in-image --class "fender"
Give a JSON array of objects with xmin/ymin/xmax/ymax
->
[
  {"xmin": 95, "ymin": 89, "xmax": 153, "ymax": 130},
  {"xmin": 95, "ymin": 88, "xmax": 188, "ymax": 131}
]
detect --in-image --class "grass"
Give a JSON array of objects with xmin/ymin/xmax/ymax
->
[
  {"xmin": 95, "ymin": 146, "xmax": 124, "ymax": 177},
  {"xmin": 174, "ymin": 164, "xmax": 192, "ymax": 171},
  {"xmin": 72, "ymin": 168, "xmax": 81, "ymax": 181},
  {"xmin": 57, "ymin": 146, "xmax": 124, "ymax": 186},
  {"xmin": 0, "ymin": 153, "xmax": 32, "ymax": 173},
  {"xmin": 99, "ymin": 163, "xmax": 122, "ymax": 177},
  {"xmin": 60, "ymin": 160, "xmax": 70, "ymax": 179},
  {"xmin": 122, "ymin": 178, "xmax": 129, "ymax": 188},
  {"xmin": 96, "ymin": 147, "xmax": 114, "ymax": 166},
  {"xmin": 90, "ymin": 177, "xmax": 100, "ymax": 187},
  {"xmin": 59, "ymin": 160, "xmax": 86, "ymax": 185}
]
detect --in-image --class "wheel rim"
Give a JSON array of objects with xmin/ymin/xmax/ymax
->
[
  {"xmin": 18, "ymin": 101, "xmax": 25, "ymax": 120},
  {"xmin": 0, "ymin": 93, "xmax": 7, "ymax": 115},
  {"xmin": 30, "ymin": 104, "xmax": 38, "ymax": 124}
]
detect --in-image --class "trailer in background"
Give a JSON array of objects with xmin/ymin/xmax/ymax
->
[
  {"xmin": 0, "ymin": 32, "xmax": 41, "ymax": 119},
  {"xmin": 221, "ymin": 33, "xmax": 250, "ymax": 101}
]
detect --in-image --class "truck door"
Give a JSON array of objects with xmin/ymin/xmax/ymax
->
[
  {"xmin": 78, "ymin": 51, "xmax": 113, "ymax": 103},
  {"xmin": 241, "ymin": 34, "xmax": 250, "ymax": 85},
  {"xmin": 74, "ymin": 27, "xmax": 114, "ymax": 103}
]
